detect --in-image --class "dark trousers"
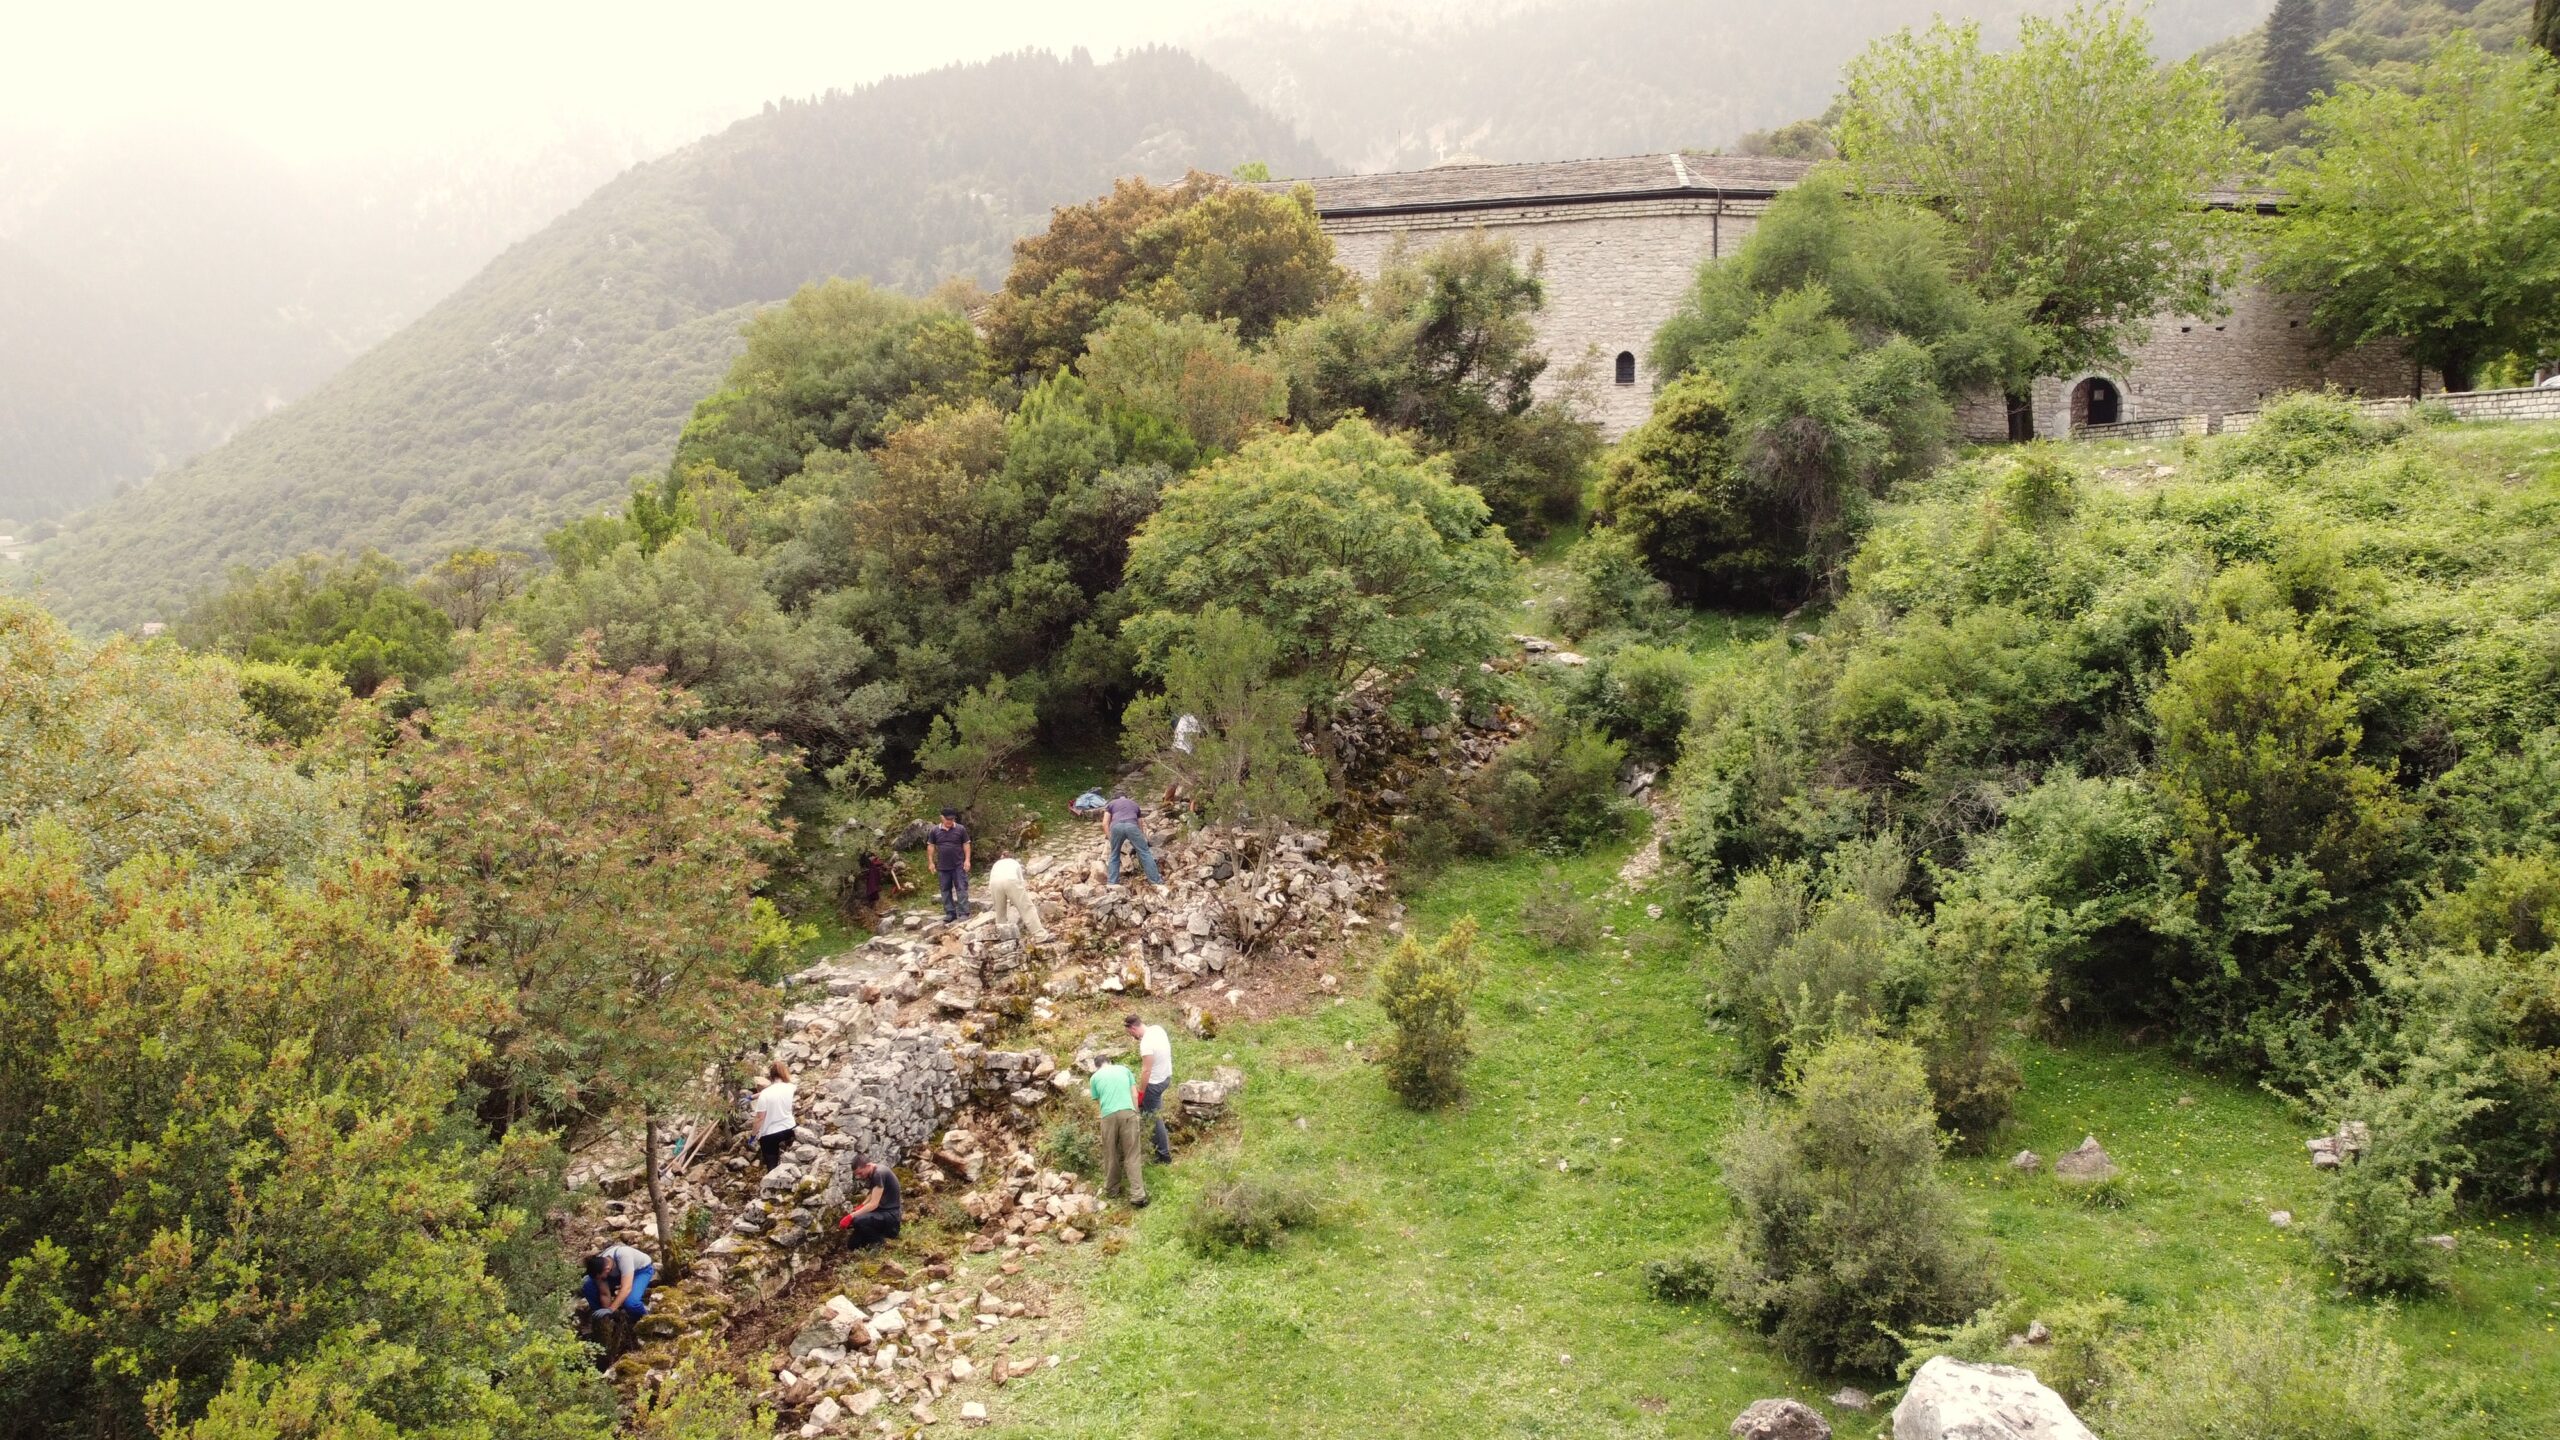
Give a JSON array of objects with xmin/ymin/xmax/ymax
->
[
  {"xmin": 845, "ymin": 1212, "xmax": 902, "ymax": 1250},
  {"xmin": 758, "ymin": 1129, "xmax": 789, "ymax": 1171},
  {"xmin": 938, "ymin": 868, "xmax": 968, "ymax": 920},
  {"xmin": 1140, "ymin": 1079, "xmax": 1172, "ymax": 1162}
]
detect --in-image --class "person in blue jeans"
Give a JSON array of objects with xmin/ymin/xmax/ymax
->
[
  {"xmin": 1099, "ymin": 791, "xmax": 1162, "ymax": 886},
  {"xmin": 925, "ymin": 808, "xmax": 972, "ymax": 920},
  {"xmin": 580, "ymin": 1242, "xmax": 654, "ymax": 1359}
]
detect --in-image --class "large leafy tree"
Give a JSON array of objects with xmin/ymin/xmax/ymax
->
[
  {"xmin": 0, "ymin": 826, "xmax": 610, "ymax": 1440},
  {"xmin": 175, "ymin": 550, "xmax": 456, "ymax": 699},
  {"xmin": 1279, "ymin": 232, "xmax": 1599, "ymax": 535},
  {"xmin": 1121, "ymin": 419, "xmax": 1520, "ymax": 719},
  {"xmin": 2265, "ymin": 35, "xmax": 2560, "ymax": 392},
  {"xmin": 1836, "ymin": 2, "xmax": 2244, "ymax": 396},
  {"xmin": 0, "ymin": 600, "xmax": 363, "ymax": 881},
  {"xmin": 392, "ymin": 631, "xmax": 798, "ymax": 1245}
]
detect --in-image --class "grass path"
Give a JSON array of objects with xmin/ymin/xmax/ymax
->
[{"xmin": 984, "ymin": 836, "xmax": 2560, "ymax": 1437}]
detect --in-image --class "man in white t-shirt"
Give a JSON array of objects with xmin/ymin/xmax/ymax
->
[{"xmin": 1125, "ymin": 1012, "xmax": 1175, "ymax": 1164}]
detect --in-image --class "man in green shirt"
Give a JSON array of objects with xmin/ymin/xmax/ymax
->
[{"xmin": 1088, "ymin": 1059, "xmax": 1149, "ymax": 1208}]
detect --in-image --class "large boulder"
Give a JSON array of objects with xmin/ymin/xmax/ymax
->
[
  {"xmin": 1892, "ymin": 1357, "xmax": 2096, "ymax": 1440},
  {"xmin": 1731, "ymin": 1397, "xmax": 1831, "ymax": 1440}
]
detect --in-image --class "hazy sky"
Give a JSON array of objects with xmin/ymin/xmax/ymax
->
[{"xmin": 14, "ymin": 0, "xmax": 1467, "ymax": 161}]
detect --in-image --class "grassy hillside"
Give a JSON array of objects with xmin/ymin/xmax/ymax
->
[
  {"xmin": 20, "ymin": 48, "xmax": 1329, "ymax": 631},
  {"xmin": 1195, "ymin": 0, "xmax": 2270, "ymax": 172},
  {"xmin": 2196, "ymin": 0, "xmax": 2535, "ymax": 144}
]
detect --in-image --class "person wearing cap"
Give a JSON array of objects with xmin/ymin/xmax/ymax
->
[
  {"xmin": 985, "ymin": 846, "xmax": 1049, "ymax": 940},
  {"xmin": 925, "ymin": 808, "xmax": 972, "ymax": 921},
  {"xmin": 1088, "ymin": 1057, "xmax": 1149, "ymax": 1208},
  {"xmin": 1097, "ymin": 790, "xmax": 1162, "ymax": 887},
  {"xmin": 836, "ymin": 1155, "xmax": 903, "ymax": 1250},
  {"xmin": 1126, "ymin": 1012, "xmax": 1175, "ymax": 1164}
]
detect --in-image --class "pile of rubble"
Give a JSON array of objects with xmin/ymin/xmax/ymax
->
[{"xmin": 775, "ymin": 1253, "xmax": 1058, "ymax": 1434}]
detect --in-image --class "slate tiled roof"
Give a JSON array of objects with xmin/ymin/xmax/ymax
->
[{"xmin": 1270, "ymin": 154, "xmax": 1820, "ymax": 216}]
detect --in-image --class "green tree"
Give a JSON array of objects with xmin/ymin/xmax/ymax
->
[
  {"xmin": 1122, "ymin": 607, "xmax": 1329, "ymax": 827},
  {"xmin": 2266, "ymin": 35, "xmax": 2560, "ymax": 392},
  {"xmin": 2097, "ymin": 1293, "xmax": 2481, "ymax": 1440},
  {"xmin": 671, "ymin": 279, "xmax": 984, "ymax": 491},
  {"xmin": 392, "ymin": 631, "xmax": 799, "ymax": 1248},
  {"xmin": 0, "ymin": 600, "xmax": 364, "ymax": 882},
  {"xmin": 1075, "ymin": 305, "xmax": 1289, "ymax": 466},
  {"xmin": 1121, "ymin": 419, "xmax": 1521, "ymax": 719},
  {"xmin": 983, "ymin": 174, "xmax": 1220, "ymax": 376},
  {"xmin": 420, "ymin": 546, "xmax": 533, "ymax": 632},
  {"xmin": 2258, "ymin": 0, "xmax": 2330, "ymax": 116},
  {"xmin": 1377, "ymin": 917, "xmax": 1484, "ymax": 1108},
  {"xmin": 175, "ymin": 551, "xmax": 456, "ymax": 699},
  {"xmin": 1135, "ymin": 183, "xmax": 1343, "ymax": 343},
  {"xmin": 0, "ymin": 826, "xmax": 611, "ymax": 1440},
  {"xmin": 1279, "ymin": 233, "xmax": 1599, "ymax": 533},
  {"xmin": 2539, "ymin": 0, "xmax": 2559, "ymax": 61},
  {"xmin": 1837, "ymin": 3, "xmax": 2244, "ymax": 398},
  {"xmin": 1712, "ymin": 1035, "xmax": 1995, "ymax": 1374},
  {"xmin": 915, "ymin": 673, "xmax": 1039, "ymax": 813}
]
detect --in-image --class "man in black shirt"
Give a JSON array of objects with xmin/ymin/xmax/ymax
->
[
  {"xmin": 925, "ymin": 808, "xmax": 972, "ymax": 922},
  {"xmin": 838, "ymin": 1155, "xmax": 903, "ymax": 1250}
]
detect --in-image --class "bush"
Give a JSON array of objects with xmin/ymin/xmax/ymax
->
[
  {"xmin": 1910, "ymin": 883, "xmax": 2046, "ymax": 1146},
  {"xmin": 1895, "ymin": 1295, "xmax": 2127, "ymax": 1408},
  {"xmin": 1040, "ymin": 1116, "xmax": 1099, "ymax": 1178},
  {"xmin": 1563, "ymin": 642, "xmax": 1702, "ymax": 761},
  {"xmin": 1378, "ymin": 918, "xmax": 1484, "ymax": 1109},
  {"xmin": 1552, "ymin": 529, "xmax": 1674, "ymax": 640},
  {"xmin": 2096, "ymin": 1292, "xmax": 2481, "ymax": 1440},
  {"xmin": 1519, "ymin": 867, "xmax": 1602, "ymax": 951},
  {"xmin": 1184, "ymin": 1173, "xmax": 1322, "ymax": 1255},
  {"xmin": 1713, "ymin": 1036, "xmax": 1997, "ymax": 1374},
  {"xmin": 1641, "ymin": 1255, "xmax": 1718, "ymax": 1303},
  {"xmin": 2304, "ymin": 1047, "xmax": 2487, "ymax": 1297},
  {"xmin": 1708, "ymin": 838, "xmax": 1921, "ymax": 1083},
  {"xmin": 1475, "ymin": 722, "xmax": 1640, "ymax": 853}
]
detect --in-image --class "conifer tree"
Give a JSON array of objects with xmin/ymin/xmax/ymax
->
[
  {"xmin": 2538, "ymin": 0, "xmax": 2559, "ymax": 62},
  {"xmin": 2259, "ymin": 0, "xmax": 2328, "ymax": 117}
]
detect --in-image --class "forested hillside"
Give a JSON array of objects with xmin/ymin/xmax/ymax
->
[
  {"xmin": 0, "ymin": 128, "xmax": 646, "ymax": 522},
  {"xmin": 1193, "ymin": 0, "xmax": 2270, "ymax": 171},
  {"xmin": 20, "ymin": 49, "xmax": 1328, "ymax": 631},
  {"xmin": 2197, "ymin": 0, "xmax": 2536, "ymax": 146}
]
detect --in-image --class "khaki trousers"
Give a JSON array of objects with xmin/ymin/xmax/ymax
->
[
  {"xmin": 1099, "ymin": 1109, "xmax": 1148, "ymax": 1204},
  {"xmin": 987, "ymin": 873, "xmax": 1049, "ymax": 939}
]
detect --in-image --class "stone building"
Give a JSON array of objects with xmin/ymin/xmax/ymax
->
[{"xmin": 1273, "ymin": 154, "xmax": 2425, "ymax": 441}]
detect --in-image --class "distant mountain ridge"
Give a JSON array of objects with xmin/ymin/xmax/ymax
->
[
  {"xmin": 1193, "ymin": 0, "xmax": 2275, "ymax": 173},
  {"xmin": 22, "ymin": 48, "xmax": 1329, "ymax": 630}
]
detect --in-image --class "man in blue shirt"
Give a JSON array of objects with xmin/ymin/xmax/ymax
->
[{"xmin": 925, "ymin": 808, "xmax": 972, "ymax": 921}]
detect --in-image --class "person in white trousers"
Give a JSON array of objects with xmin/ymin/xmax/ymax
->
[{"xmin": 985, "ymin": 849, "xmax": 1049, "ymax": 939}]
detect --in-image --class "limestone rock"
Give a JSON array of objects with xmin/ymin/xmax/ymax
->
[
  {"xmin": 1829, "ymin": 1388, "xmax": 1873, "ymax": 1412},
  {"xmin": 2009, "ymin": 1149, "xmax": 2041, "ymax": 1174},
  {"xmin": 2051, "ymin": 1136, "xmax": 2115, "ymax": 1183},
  {"xmin": 1892, "ymin": 1357, "xmax": 2096, "ymax": 1440},
  {"xmin": 1731, "ymin": 1398, "xmax": 1831, "ymax": 1440}
]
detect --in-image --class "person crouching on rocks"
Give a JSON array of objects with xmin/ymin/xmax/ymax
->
[
  {"xmin": 579, "ymin": 1241, "xmax": 654, "ymax": 1360},
  {"xmin": 1089, "ymin": 1056, "xmax": 1150, "ymax": 1209},
  {"xmin": 750, "ymin": 1060, "xmax": 797, "ymax": 1173},
  {"xmin": 986, "ymin": 846, "xmax": 1050, "ymax": 940},
  {"xmin": 837, "ymin": 1156, "xmax": 902, "ymax": 1250}
]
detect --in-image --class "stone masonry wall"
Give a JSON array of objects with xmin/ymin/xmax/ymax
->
[{"xmin": 1317, "ymin": 196, "xmax": 2414, "ymax": 445}]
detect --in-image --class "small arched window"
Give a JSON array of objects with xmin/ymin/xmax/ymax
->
[{"xmin": 1614, "ymin": 351, "xmax": 1637, "ymax": 386}]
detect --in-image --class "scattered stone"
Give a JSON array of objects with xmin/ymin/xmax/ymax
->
[
  {"xmin": 1731, "ymin": 1397, "xmax": 1831, "ymax": 1440},
  {"xmin": 2010, "ymin": 1149, "xmax": 2042, "ymax": 1174},
  {"xmin": 2051, "ymin": 1136, "xmax": 2116, "ymax": 1183},
  {"xmin": 1892, "ymin": 1357, "xmax": 2097, "ymax": 1440},
  {"xmin": 961, "ymin": 1401, "xmax": 988, "ymax": 1422},
  {"xmin": 2424, "ymin": 1233, "xmax": 2458, "ymax": 1251},
  {"xmin": 1829, "ymin": 1388, "xmax": 1874, "ymax": 1412},
  {"xmin": 2269, "ymin": 1210, "xmax": 2292, "ymax": 1228}
]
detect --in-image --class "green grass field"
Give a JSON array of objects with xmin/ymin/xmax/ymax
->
[{"xmin": 985, "ymin": 838, "xmax": 2560, "ymax": 1438}]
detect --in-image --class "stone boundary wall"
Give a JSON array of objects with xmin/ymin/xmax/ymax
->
[{"xmin": 2080, "ymin": 385, "xmax": 2560, "ymax": 442}]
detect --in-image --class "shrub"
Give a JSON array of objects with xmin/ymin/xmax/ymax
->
[
  {"xmin": 2097, "ymin": 1292, "xmax": 2481, "ymax": 1440},
  {"xmin": 1519, "ymin": 867, "xmax": 1602, "ymax": 951},
  {"xmin": 1895, "ymin": 1295, "xmax": 2127, "ymax": 1408},
  {"xmin": 1378, "ymin": 918, "xmax": 1484, "ymax": 1109},
  {"xmin": 1641, "ymin": 1255, "xmax": 1718, "ymax": 1303},
  {"xmin": 1184, "ymin": 1173, "xmax": 1322, "ymax": 1255},
  {"xmin": 1713, "ymin": 1036, "xmax": 1997, "ymax": 1374},
  {"xmin": 1708, "ymin": 838, "xmax": 1922, "ymax": 1083},
  {"xmin": 1910, "ymin": 883, "xmax": 2046, "ymax": 1146},
  {"xmin": 1563, "ymin": 642, "xmax": 1702, "ymax": 761},
  {"xmin": 1552, "ymin": 528, "xmax": 1674, "ymax": 639},
  {"xmin": 2304, "ymin": 1047, "xmax": 2487, "ymax": 1297},
  {"xmin": 1040, "ymin": 1116, "xmax": 1099, "ymax": 1178},
  {"xmin": 1476, "ymin": 722, "xmax": 1639, "ymax": 852},
  {"xmin": 628, "ymin": 1361, "xmax": 774, "ymax": 1440}
]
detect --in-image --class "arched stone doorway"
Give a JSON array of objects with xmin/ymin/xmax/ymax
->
[
  {"xmin": 2070, "ymin": 376, "xmax": 2124, "ymax": 431},
  {"xmin": 1615, "ymin": 351, "xmax": 1638, "ymax": 386}
]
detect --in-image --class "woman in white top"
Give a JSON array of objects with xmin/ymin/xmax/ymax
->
[{"xmin": 752, "ymin": 1060, "xmax": 798, "ymax": 1172}]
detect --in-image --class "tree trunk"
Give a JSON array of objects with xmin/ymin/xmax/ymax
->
[{"xmin": 644, "ymin": 1116, "xmax": 676, "ymax": 1275}]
